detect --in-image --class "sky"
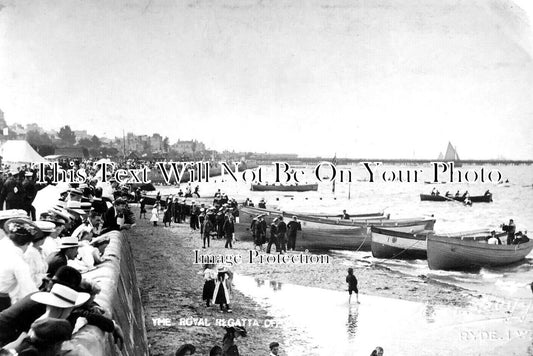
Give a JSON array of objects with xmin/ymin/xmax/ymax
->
[{"xmin": 0, "ymin": 0, "xmax": 532, "ymax": 159}]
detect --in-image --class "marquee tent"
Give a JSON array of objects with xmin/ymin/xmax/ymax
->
[{"xmin": 0, "ymin": 140, "xmax": 47, "ymax": 164}]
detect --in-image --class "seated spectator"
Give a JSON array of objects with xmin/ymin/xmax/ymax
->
[
  {"xmin": 46, "ymin": 237, "xmax": 81, "ymax": 278},
  {"xmin": 24, "ymin": 221, "xmax": 56, "ymax": 289},
  {"xmin": 0, "ymin": 219, "xmax": 41, "ymax": 311},
  {"xmin": 1, "ymin": 317, "xmax": 73, "ymax": 356}
]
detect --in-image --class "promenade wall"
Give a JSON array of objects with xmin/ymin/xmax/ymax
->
[{"xmin": 60, "ymin": 230, "xmax": 149, "ymax": 356}]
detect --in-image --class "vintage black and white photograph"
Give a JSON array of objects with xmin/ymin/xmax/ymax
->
[{"xmin": 0, "ymin": 0, "xmax": 532, "ymax": 355}]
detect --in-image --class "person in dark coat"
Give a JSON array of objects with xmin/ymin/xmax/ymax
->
[
  {"xmin": 101, "ymin": 198, "xmax": 128, "ymax": 233},
  {"xmin": 203, "ymin": 216, "xmax": 214, "ymax": 248},
  {"xmin": 46, "ymin": 237, "xmax": 80, "ymax": 278},
  {"xmin": 501, "ymin": 219, "xmax": 516, "ymax": 245},
  {"xmin": 190, "ymin": 204, "xmax": 200, "ymax": 230},
  {"xmin": 163, "ymin": 203, "xmax": 172, "ymax": 227},
  {"xmin": 221, "ymin": 326, "xmax": 246, "ymax": 356},
  {"xmin": 286, "ymin": 216, "xmax": 302, "ymax": 251},
  {"xmin": 0, "ymin": 171, "xmax": 25, "ymax": 210},
  {"xmin": 266, "ymin": 218, "xmax": 279, "ymax": 254},
  {"xmin": 139, "ymin": 198, "xmax": 147, "ymax": 219},
  {"xmin": 223, "ymin": 215, "xmax": 235, "ymax": 249},
  {"xmin": 216, "ymin": 212, "xmax": 225, "ymax": 239},
  {"xmin": 276, "ymin": 216, "xmax": 287, "ymax": 253},
  {"xmin": 22, "ymin": 171, "xmax": 37, "ymax": 220}
]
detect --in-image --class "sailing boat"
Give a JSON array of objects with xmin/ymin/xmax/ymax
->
[{"xmin": 443, "ymin": 142, "xmax": 462, "ymax": 167}]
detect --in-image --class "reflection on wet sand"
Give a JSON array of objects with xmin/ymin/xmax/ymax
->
[{"xmin": 234, "ymin": 275, "xmax": 532, "ymax": 356}]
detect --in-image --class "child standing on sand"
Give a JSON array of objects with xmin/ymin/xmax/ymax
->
[
  {"xmin": 150, "ymin": 204, "xmax": 159, "ymax": 226},
  {"xmin": 346, "ymin": 268, "xmax": 360, "ymax": 304}
]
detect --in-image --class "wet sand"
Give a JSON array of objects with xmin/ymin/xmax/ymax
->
[
  {"xmin": 128, "ymin": 207, "xmax": 532, "ymax": 355},
  {"xmin": 128, "ymin": 212, "xmax": 285, "ymax": 355}
]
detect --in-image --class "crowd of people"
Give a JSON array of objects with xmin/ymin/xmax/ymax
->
[
  {"xmin": 174, "ymin": 337, "xmax": 282, "ymax": 356},
  {"xmin": 0, "ymin": 165, "xmax": 131, "ymax": 355}
]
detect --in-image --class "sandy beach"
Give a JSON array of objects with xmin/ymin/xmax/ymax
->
[
  {"xmin": 128, "ymin": 209, "xmax": 286, "ymax": 356},
  {"xmin": 128, "ymin": 206, "xmax": 532, "ymax": 355}
]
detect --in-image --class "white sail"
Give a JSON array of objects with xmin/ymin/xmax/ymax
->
[
  {"xmin": 437, "ymin": 152, "xmax": 444, "ymax": 160},
  {"xmin": 444, "ymin": 142, "xmax": 458, "ymax": 161}
]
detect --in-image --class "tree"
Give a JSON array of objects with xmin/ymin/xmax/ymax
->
[
  {"xmin": 77, "ymin": 138, "xmax": 92, "ymax": 148},
  {"xmin": 58, "ymin": 126, "xmax": 76, "ymax": 146},
  {"xmin": 26, "ymin": 130, "xmax": 53, "ymax": 147},
  {"xmin": 91, "ymin": 135, "xmax": 101, "ymax": 148},
  {"xmin": 163, "ymin": 137, "xmax": 169, "ymax": 152}
]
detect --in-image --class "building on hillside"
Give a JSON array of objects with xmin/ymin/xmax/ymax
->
[{"xmin": 171, "ymin": 139, "xmax": 205, "ymax": 154}]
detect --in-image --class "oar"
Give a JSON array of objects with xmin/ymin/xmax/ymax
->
[{"xmin": 440, "ymin": 194, "xmax": 469, "ymax": 206}]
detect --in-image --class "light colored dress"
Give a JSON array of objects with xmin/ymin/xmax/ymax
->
[{"xmin": 150, "ymin": 207, "xmax": 159, "ymax": 222}]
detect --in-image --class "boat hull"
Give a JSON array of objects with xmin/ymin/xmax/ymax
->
[
  {"xmin": 251, "ymin": 184, "xmax": 318, "ymax": 192},
  {"xmin": 420, "ymin": 194, "xmax": 492, "ymax": 203},
  {"xmin": 427, "ymin": 235, "xmax": 533, "ymax": 271},
  {"xmin": 236, "ymin": 206, "xmax": 435, "ymax": 251},
  {"xmin": 371, "ymin": 226, "xmax": 430, "ymax": 259}
]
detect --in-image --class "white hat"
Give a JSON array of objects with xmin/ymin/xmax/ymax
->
[
  {"xmin": 57, "ymin": 236, "xmax": 81, "ymax": 249},
  {"xmin": 0, "ymin": 209, "xmax": 28, "ymax": 221},
  {"xmin": 34, "ymin": 221, "xmax": 56, "ymax": 233},
  {"xmin": 31, "ymin": 283, "xmax": 90, "ymax": 308}
]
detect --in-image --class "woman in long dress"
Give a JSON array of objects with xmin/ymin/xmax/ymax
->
[
  {"xmin": 202, "ymin": 264, "xmax": 217, "ymax": 307},
  {"xmin": 150, "ymin": 204, "xmax": 159, "ymax": 226},
  {"xmin": 212, "ymin": 266, "xmax": 232, "ymax": 312}
]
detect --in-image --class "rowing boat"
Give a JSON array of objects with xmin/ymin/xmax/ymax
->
[
  {"xmin": 371, "ymin": 226, "xmax": 434, "ymax": 259},
  {"xmin": 250, "ymin": 183, "xmax": 318, "ymax": 192},
  {"xmin": 427, "ymin": 231, "xmax": 533, "ymax": 271},
  {"xmin": 420, "ymin": 194, "xmax": 492, "ymax": 203},
  {"xmin": 236, "ymin": 206, "xmax": 435, "ymax": 251}
]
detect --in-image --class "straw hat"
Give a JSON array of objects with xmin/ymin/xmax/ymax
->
[
  {"xmin": 31, "ymin": 283, "xmax": 90, "ymax": 308},
  {"xmin": 57, "ymin": 236, "xmax": 81, "ymax": 249},
  {"xmin": 0, "ymin": 209, "xmax": 28, "ymax": 221}
]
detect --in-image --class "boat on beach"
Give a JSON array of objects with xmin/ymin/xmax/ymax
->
[
  {"xmin": 420, "ymin": 194, "xmax": 492, "ymax": 203},
  {"xmin": 250, "ymin": 183, "xmax": 318, "ymax": 192},
  {"xmin": 371, "ymin": 226, "xmax": 434, "ymax": 259},
  {"xmin": 427, "ymin": 231, "xmax": 533, "ymax": 271},
  {"xmin": 236, "ymin": 206, "xmax": 436, "ymax": 251}
]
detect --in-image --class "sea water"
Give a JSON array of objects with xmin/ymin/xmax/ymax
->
[{"xmin": 158, "ymin": 163, "xmax": 532, "ymax": 299}]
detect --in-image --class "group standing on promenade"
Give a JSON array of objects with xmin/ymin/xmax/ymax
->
[{"xmin": 0, "ymin": 164, "xmax": 133, "ymax": 355}]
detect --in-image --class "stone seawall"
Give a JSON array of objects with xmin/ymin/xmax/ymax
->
[{"xmin": 60, "ymin": 231, "xmax": 149, "ymax": 356}]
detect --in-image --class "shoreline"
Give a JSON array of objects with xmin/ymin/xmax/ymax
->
[{"xmin": 128, "ymin": 206, "xmax": 531, "ymax": 354}]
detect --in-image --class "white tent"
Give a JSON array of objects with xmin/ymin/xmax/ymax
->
[{"xmin": 0, "ymin": 140, "xmax": 47, "ymax": 164}]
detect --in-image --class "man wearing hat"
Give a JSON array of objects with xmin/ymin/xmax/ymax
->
[
  {"xmin": 266, "ymin": 218, "xmax": 279, "ymax": 254},
  {"xmin": 102, "ymin": 197, "xmax": 128, "ymax": 233},
  {"xmin": 46, "ymin": 236, "xmax": 81, "ymax": 278},
  {"xmin": 0, "ymin": 218, "xmax": 40, "ymax": 311},
  {"xmin": 22, "ymin": 170, "xmax": 37, "ymax": 221},
  {"xmin": 286, "ymin": 216, "xmax": 302, "ymax": 251},
  {"xmin": 0, "ymin": 266, "xmax": 81, "ymax": 347},
  {"xmin": 0, "ymin": 170, "xmax": 26, "ymax": 210},
  {"xmin": 269, "ymin": 342, "xmax": 280, "ymax": 356}
]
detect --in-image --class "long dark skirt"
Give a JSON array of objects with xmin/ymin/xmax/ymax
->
[
  {"xmin": 203, "ymin": 280, "xmax": 215, "ymax": 301},
  {"xmin": 215, "ymin": 283, "xmax": 228, "ymax": 305}
]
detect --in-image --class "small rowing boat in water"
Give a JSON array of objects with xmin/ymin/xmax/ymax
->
[
  {"xmin": 427, "ymin": 231, "xmax": 533, "ymax": 271},
  {"xmin": 250, "ymin": 183, "xmax": 318, "ymax": 192},
  {"xmin": 420, "ymin": 194, "xmax": 492, "ymax": 203},
  {"xmin": 371, "ymin": 226, "xmax": 434, "ymax": 259}
]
